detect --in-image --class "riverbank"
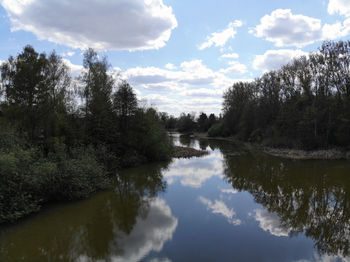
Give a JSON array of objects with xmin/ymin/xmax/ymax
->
[
  {"xmin": 173, "ymin": 146, "xmax": 208, "ymax": 158},
  {"xmin": 192, "ymin": 132, "xmax": 350, "ymax": 160},
  {"xmin": 261, "ymin": 147, "xmax": 350, "ymax": 160}
]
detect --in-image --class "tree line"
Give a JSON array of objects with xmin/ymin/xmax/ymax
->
[
  {"xmin": 0, "ymin": 45, "xmax": 172, "ymax": 223},
  {"xmin": 159, "ymin": 112, "xmax": 219, "ymax": 133},
  {"xmin": 211, "ymin": 40, "xmax": 350, "ymax": 149}
]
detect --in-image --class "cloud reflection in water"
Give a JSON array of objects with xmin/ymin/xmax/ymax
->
[
  {"xmin": 163, "ymin": 152, "xmax": 223, "ymax": 188},
  {"xmin": 198, "ymin": 196, "xmax": 241, "ymax": 226}
]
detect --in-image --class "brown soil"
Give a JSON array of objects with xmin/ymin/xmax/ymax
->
[{"xmin": 173, "ymin": 146, "xmax": 208, "ymax": 158}]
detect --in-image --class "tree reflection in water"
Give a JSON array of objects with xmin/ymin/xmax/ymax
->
[
  {"xmin": 0, "ymin": 162, "xmax": 177, "ymax": 262},
  {"xmin": 223, "ymin": 153, "xmax": 350, "ymax": 257}
]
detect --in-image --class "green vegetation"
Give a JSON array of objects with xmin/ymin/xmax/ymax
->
[
  {"xmin": 160, "ymin": 112, "xmax": 219, "ymax": 133},
  {"xmin": 0, "ymin": 45, "xmax": 172, "ymax": 223},
  {"xmin": 212, "ymin": 40, "xmax": 350, "ymax": 150}
]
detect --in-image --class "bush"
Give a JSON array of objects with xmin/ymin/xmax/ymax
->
[
  {"xmin": 208, "ymin": 122, "xmax": 230, "ymax": 137},
  {"xmin": 0, "ymin": 149, "xmax": 41, "ymax": 223},
  {"xmin": 0, "ymin": 131, "xmax": 110, "ymax": 223},
  {"xmin": 55, "ymin": 147, "xmax": 110, "ymax": 200},
  {"xmin": 124, "ymin": 108, "xmax": 173, "ymax": 165}
]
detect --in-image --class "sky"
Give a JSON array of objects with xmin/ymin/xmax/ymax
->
[{"xmin": 1, "ymin": 0, "xmax": 350, "ymax": 116}]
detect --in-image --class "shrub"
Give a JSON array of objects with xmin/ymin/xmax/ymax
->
[
  {"xmin": 0, "ymin": 131, "xmax": 110, "ymax": 223},
  {"xmin": 208, "ymin": 122, "xmax": 230, "ymax": 137}
]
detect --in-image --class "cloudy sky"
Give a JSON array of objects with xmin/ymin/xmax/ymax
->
[{"xmin": 1, "ymin": 0, "xmax": 350, "ymax": 115}]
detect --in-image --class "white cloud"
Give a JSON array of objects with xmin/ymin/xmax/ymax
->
[
  {"xmin": 322, "ymin": 18, "xmax": 350, "ymax": 39},
  {"xmin": 328, "ymin": 0, "xmax": 350, "ymax": 17},
  {"xmin": 220, "ymin": 53, "xmax": 239, "ymax": 59},
  {"xmin": 62, "ymin": 58, "xmax": 84, "ymax": 78},
  {"xmin": 220, "ymin": 61, "xmax": 247, "ymax": 75},
  {"xmin": 253, "ymin": 9, "xmax": 322, "ymax": 47},
  {"xmin": 124, "ymin": 66, "xmax": 175, "ymax": 85},
  {"xmin": 165, "ymin": 63, "xmax": 176, "ymax": 70},
  {"xmin": 62, "ymin": 58, "xmax": 251, "ymax": 115},
  {"xmin": 123, "ymin": 59, "xmax": 247, "ymax": 91},
  {"xmin": 253, "ymin": 8, "xmax": 350, "ymax": 47},
  {"xmin": 180, "ymin": 59, "xmax": 217, "ymax": 84},
  {"xmin": 61, "ymin": 51, "xmax": 75, "ymax": 57},
  {"xmin": 254, "ymin": 209, "xmax": 290, "ymax": 237},
  {"xmin": 220, "ymin": 188, "xmax": 238, "ymax": 194},
  {"xmin": 220, "ymin": 46, "xmax": 233, "ymax": 53},
  {"xmin": 0, "ymin": 0, "xmax": 177, "ymax": 51},
  {"xmin": 199, "ymin": 20, "xmax": 243, "ymax": 50},
  {"xmin": 253, "ymin": 49, "xmax": 307, "ymax": 72},
  {"xmin": 199, "ymin": 196, "xmax": 241, "ymax": 225},
  {"xmin": 142, "ymin": 94, "xmax": 175, "ymax": 106},
  {"xmin": 181, "ymin": 88, "xmax": 222, "ymax": 97}
]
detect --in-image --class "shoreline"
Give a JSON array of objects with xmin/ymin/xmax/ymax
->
[
  {"xmin": 173, "ymin": 146, "xmax": 208, "ymax": 158},
  {"xmin": 261, "ymin": 147, "xmax": 350, "ymax": 160},
  {"xmin": 191, "ymin": 132, "xmax": 350, "ymax": 160}
]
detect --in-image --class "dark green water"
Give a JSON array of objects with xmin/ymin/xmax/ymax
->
[{"xmin": 1, "ymin": 135, "xmax": 350, "ymax": 262}]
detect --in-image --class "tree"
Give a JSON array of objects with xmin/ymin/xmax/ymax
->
[
  {"xmin": 80, "ymin": 48, "xmax": 114, "ymax": 143},
  {"xmin": 112, "ymin": 81, "xmax": 138, "ymax": 132},
  {"xmin": 219, "ymin": 40, "xmax": 350, "ymax": 148},
  {"xmin": 208, "ymin": 113, "xmax": 217, "ymax": 129},
  {"xmin": 177, "ymin": 113, "xmax": 196, "ymax": 133},
  {"xmin": 0, "ymin": 45, "xmax": 70, "ymax": 146},
  {"xmin": 197, "ymin": 112, "xmax": 208, "ymax": 132}
]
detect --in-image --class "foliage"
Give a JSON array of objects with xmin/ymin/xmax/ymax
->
[
  {"xmin": 176, "ymin": 113, "xmax": 196, "ymax": 133},
  {"xmin": 159, "ymin": 111, "xmax": 219, "ymax": 133},
  {"xmin": 80, "ymin": 48, "xmax": 114, "ymax": 144},
  {"xmin": 0, "ymin": 129, "xmax": 109, "ymax": 223},
  {"xmin": 0, "ymin": 45, "xmax": 173, "ymax": 223},
  {"xmin": 217, "ymin": 40, "xmax": 350, "ymax": 149},
  {"xmin": 0, "ymin": 45, "xmax": 71, "ymax": 148},
  {"xmin": 208, "ymin": 122, "xmax": 229, "ymax": 137},
  {"xmin": 113, "ymin": 81, "xmax": 138, "ymax": 132}
]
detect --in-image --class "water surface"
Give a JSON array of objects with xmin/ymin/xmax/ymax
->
[{"xmin": 1, "ymin": 136, "xmax": 350, "ymax": 262}]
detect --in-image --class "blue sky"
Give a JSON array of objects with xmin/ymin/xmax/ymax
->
[{"xmin": 1, "ymin": 0, "xmax": 350, "ymax": 115}]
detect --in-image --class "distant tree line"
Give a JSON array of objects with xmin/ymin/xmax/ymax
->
[
  {"xmin": 0, "ymin": 45, "xmax": 172, "ymax": 223},
  {"xmin": 159, "ymin": 112, "xmax": 219, "ymax": 133},
  {"xmin": 211, "ymin": 40, "xmax": 350, "ymax": 149}
]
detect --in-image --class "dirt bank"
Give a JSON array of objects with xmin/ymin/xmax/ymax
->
[
  {"xmin": 262, "ymin": 147, "xmax": 350, "ymax": 160},
  {"xmin": 192, "ymin": 133, "xmax": 350, "ymax": 160},
  {"xmin": 173, "ymin": 146, "xmax": 208, "ymax": 158}
]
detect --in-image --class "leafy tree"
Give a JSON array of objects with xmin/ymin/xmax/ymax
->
[
  {"xmin": 177, "ymin": 113, "xmax": 196, "ymax": 133},
  {"xmin": 0, "ymin": 45, "xmax": 71, "ymax": 149},
  {"xmin": 80, "ymin": 48, "xmax": 114, "ymax": 143},
  {"xmin": 197, "ymin": 112, "xmax": 208, "ymax": 132},
  {"xmin": 0, "ymin": 45, "xmax": 174, "ymax": 223},
  {"xmin": 217, "ymin": 40, "xmax": 350, "ymax": 149},
  {"xmin": 112, "ymin": 81, "xmax": 138, "ymax": 132}
]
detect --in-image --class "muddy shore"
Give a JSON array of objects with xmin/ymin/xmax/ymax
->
[
  {"xmin": 173, "ymin": 146, "xmax": 208, "ymax": 158},
  {"xmin": 191, "ymin": 133, "xmax": 350, "ymax": 160}
]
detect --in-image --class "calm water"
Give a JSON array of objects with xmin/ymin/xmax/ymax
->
[{"xmin": 1, "ymin": 136, "xmax": 350, "ymax": 262}]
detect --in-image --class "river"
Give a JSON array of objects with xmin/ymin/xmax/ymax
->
[{"xmin": 1, "ymin": 135, "xmax": 350, "ymax": 262}]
